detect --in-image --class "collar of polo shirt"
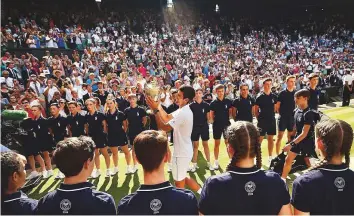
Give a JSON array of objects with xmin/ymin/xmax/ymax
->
[{"xmin": 137, "ymin": 181, "xmax": 173, "ymax": 192}]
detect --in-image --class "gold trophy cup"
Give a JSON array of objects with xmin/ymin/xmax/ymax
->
[{"xmin": 145, "ymin": 81, "xmax": 160, "ymax": 102}]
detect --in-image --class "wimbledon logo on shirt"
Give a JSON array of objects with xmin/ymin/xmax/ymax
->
[
  {"xmin": 60, "ymin": 199, "xmax": 71, "ymax": 214},
  {"xmin": 334, "ymin": 177, "xmax": 345, "ymax": 191},
  {"xmin": 245, "ymin": 181, "xmax": 256, "ymax": 196},
  {"xmin": 150, "ymin": 199, "xmax": 162, "ymax": 214}
]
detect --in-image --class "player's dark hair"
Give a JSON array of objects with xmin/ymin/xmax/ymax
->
[
  {"xmin": 53, "ymin": 136, "xmax": 95, "ymax": 177},
  {"xmin": 179, "ymin": 85, "xmax": 195, "ymax": 101},
  {"xmin": 226, "ymin": 121, "xmax": 262, "ymax": 170},
  {"xmin": 1, "ymin": 152, "xmax": 21, "ymax": 196},
  {"xmin": 133, "ymin": 130, "xmax": 168, "ymax": 172},
  {"xmin": 295, "ymin": 89, "xmax": 310, "ymax": 99},
  {"xmin": 68, "ymin": 101, "xmax": 78, "ymax": 107},
  {"xmin": 314, "ymin": 119, "xmax": 353, "ymax": 168},
  {"xmin": 262, "ymin": 78, "xmax": 272, "ymax": 84},
  {"xmin": 215, "ymin": 84, "xmax": 225, "ymax": 91}
]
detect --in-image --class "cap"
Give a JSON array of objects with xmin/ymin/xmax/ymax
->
[{"xmin": 39, "ymin": 73, "xmax": 46, "ymax": 78}]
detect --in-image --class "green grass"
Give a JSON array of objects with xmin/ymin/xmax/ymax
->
[{"xmin": 27, "ymin": 106, "xmax": 354, "ymax": 204}]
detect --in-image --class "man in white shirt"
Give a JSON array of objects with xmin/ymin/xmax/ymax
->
[
  {"xmin": 0, "ymin": 70, "xmax": 14, "ymax": 88},
  {"xmin": 146, "ymin": 85, "xmax": 201, "ymax": 193},
  {"xmin": 342, "ymin": 70, "xmax": 353, "ymax": 106}
]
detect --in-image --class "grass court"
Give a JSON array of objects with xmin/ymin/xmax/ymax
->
[{"xmin": 28, "ymin": 106, "xmax": 354, "ymax": 204}]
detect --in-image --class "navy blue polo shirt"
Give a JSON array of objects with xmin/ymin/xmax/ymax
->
[
  {"xmin": 233, "ymin": 95, "xmax": 255, "ymax": 122},
  {"xmin": 2, "ymin": 191, "xmax": 38, "ymax": 215},
  {"xmin": 292, "ymin": 164, "xmax": 354, "ymax": 214},
  {"xmin": 124, "ymin": 106, "xmax": 146, "ymax": 134},
  {"xmin": 32, "ymin": 116, "xmax": 53, "ymax": 143},
  {"xmin": 105, "ymin": 109, "xmax": 126, "ymax": 134},
  {"xmin": 48, "ymin": 115, "xmax": 68, "ymax": 142},
  {"xmin": 85, "ymin": 111, "xmax": 106, "ymax": 137},
  {"xmin": 255, "ymin": 92, "xmax": 277, "ymax": 120},
  {"xmin": 210, "ymin": 98, "xmax": 232, "ymax": 126},
  {"xmin": 117, "ymin": 181, "xmax": 198, "ymax": 215},
  {"xmin": 294, "ymin": 107, "xmax": 315, "ymax": 142},
  {"xmin": 189, "ymin": 101, "xmax": 210, "ymax": 127},
  {"xmin": 307, "ymin": 86, "xmax": 319, "ymax": 110},
  {"xmin": 199, "ymin": 166, "xmax": 290, "ymax": 215},
  {"xmin": 116, "ymin": 96, "xmax": 129, "ymax": 112},
  {"xmin": 35, "ymin": 182, "xmax": 116, "ymax": 215},
  {"xmin": 277, "ymin": 89, "xmax": 295, "ymax": 117},
  {"xmin": 67, "ymin": 113, "xmax": 86, "ymax": 137}
]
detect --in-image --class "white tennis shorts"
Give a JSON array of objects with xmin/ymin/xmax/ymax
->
[{"xmin": 172, "ymin": 156, "xmax": 192, "ymax": 181}]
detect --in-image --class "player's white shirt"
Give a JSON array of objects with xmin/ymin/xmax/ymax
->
[{"xmin": 168, "ymin": 104, "xmax": 194, "ymax": 158}]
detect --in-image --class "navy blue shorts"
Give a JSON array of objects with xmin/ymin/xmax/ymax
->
[
  {"xmin": 107, "ymin": 133, "xmax": 127, "ymax": 147},
  {"xmin": 191, "ymin": 124, "xmax": 210, "ymax": 142},
  {"xmin": 257, "ymin": 118, "xmax": 276, "ymax": 136},
  {"xmin": 290, "ymin": 140, "xmax": 316, "ymax": 157},
  {"xmin": 278, "ymin": 115, "xmax": 294, "ymax": 132},
  {"xmin": 23, "ymin": 139, "xmax": 40, "ymax": 157},
  {"xmin": 213, "ymin": 124, "xmax": 229, "ymax": 140}
]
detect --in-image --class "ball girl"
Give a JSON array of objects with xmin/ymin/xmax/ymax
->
[
  {"xmin": 105, "ymin": 98, "xmax": 132, "ymax": 174},
  {"xmin": 85, "ymin": 98, "xmax": 110, "ymax": 178}
]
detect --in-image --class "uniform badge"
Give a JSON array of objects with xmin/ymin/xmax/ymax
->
[
  {"xmin": 116, "ymin": 116, "xmax": 118, "ymax": 120},
  {"xmin": 202, "ymin": 109, "xmax": 204, "ymax": 113},
  {"xmin": 245, "ymin": 181, "xmax": 256, "ymax": 196},
  {"xmin": 150, "ymin": 199, "xmax": 162, "ymax": 214},
  {"xmin": 58, "ymin": 122, "xmax": 60, "ymax": 127},
  {"xmin": 95, "ymin": 116, "xmax": 97, "ymax": 120},
  {"xmin": 38, "ymin": 125, "xmax": 40, "ymax": 129},
  {"xmin": 137, "ymin": 112, "xmax": 139, "ymax": 116},
  {"xmin": 76, "ymin": 121, "xmax": 79, "ymax": 125},
  {"xmin": 334, "ymin": 177, "xmax": 345, "ymax": 191},
  {"xmin": 225, "ymin": 105, "xmax": 228, "ymax": 109},
  {"xmin": 33, "ymin": 132, "xmax": 36, "ymax": 138},
  {"xmin": 60, "ymin": 199, "xmax": 71, "ymax": 214}
]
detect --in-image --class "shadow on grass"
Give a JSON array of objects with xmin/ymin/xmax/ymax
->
[
  {"xmin": 28, "ymin": 178, "xmax": 60, "ymax": 200},
  {"xmin": 106, "ymin": 174, "xmax": 133, "ymax": 204}
]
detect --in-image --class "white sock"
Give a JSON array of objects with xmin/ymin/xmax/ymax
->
[{"xmin": 197, "ymin": 188, "xmax": 202, "ymax": 194}]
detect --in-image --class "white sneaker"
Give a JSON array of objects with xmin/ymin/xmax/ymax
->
[
  {"xmin": 47, "ymin": 169, "xmax": 54, "ymax": 177},
  {"xmin": 126, "ymin": 166, "xmax": 132, "ymax": 175},
  {"xmin": 26, "ymin": 171, "xmax": 40, "ymax": 180},
  {"xmin": 207, "ymin": 162, "xmax": 214, "ymax": 171},
  {"xmin": 131, "ymin": 165, "xmax": 138, "ymax": 173},
  {"xmin": 91, "ymin": 169, "xmax": 101, "ymax": 178},
  {"xmin": 167, "ymin": 163, "xmax": 172, "ymax": 172},
  {"xmin": 268, "ymin": 156, "xmax": 273, "ymax": 165},
  {"xmin": 189, "ymin": 164, "xmax": 196, "ymax": 173},
  {"xmin": 106, "ymin": 169, "xmax": 111, "ymax": 177},
  {"xmin": 42, "ymin": 170, "xmax": 49, "ymax": 179},
  {"xmin": 55, "ymin": 171, "xmax": 65, "ymax": 179},
  {"xmin": 194, "ymin": 163, "xmax": 199, "ymax": 169},
  {"xmin": 213, "ymin": 160, "xmax": 219, "ymax": 170},
  {"xmin": 112, "ymin": 167, "xmax": 119, "ymax": 175}
]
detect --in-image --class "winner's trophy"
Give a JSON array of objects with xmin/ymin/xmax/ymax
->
[{"xmin": 144, "ymin": 81, "xmax": 160, "ymax": 102}]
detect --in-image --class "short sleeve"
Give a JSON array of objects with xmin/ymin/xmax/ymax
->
[
  {"xmin": 255, "ymin": 95, "xmax": 262, "ymax": 106},
  {"xmin": 291, "ymin": 178, "xmax": 312, "ymax": 213},
  {"xmin": 250, "ymin": 97, "xmax": 255, "ymax": 106},
  {"xmin": 232, "ymin": 98, "xmax": 238, "ymax": 109},
  {"xmin": 139, "ymin": 107, "xmax": 147, "ymax": 117},
  {"xmin": 278, "ymin": 91, "xmax": 284, "ymax": 103},
  {"xmin": 119, "ymin": 112, "xmax": 127, "ymax": 121},
  {"xmin": 209, "ymin": 101, "xmax": 216, "ymax": 111},
  {"xmin": 304, "ymin": 111, "xmax": 314, "ymax": 125},
  {"xmin": 168, "ymin": 109, "xmax": 184, "ymax": 129},
  {"xmin": 198, "ymin": 178, "xmax": 214, "ymax": 215},
  {"xmin": 185, "ymin": 192, "xmax": 199, "ymax": 215},
  {"xmin": 98, "ymin": 112, "xmax": 106, "ymax": 122},
  {"xmin": 278, "ymin": 177, "xmax": 291, "ymax": 206},
  {"xmin": 205, "ymin": 103, "xmax": 210, "ymax": 113}
]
